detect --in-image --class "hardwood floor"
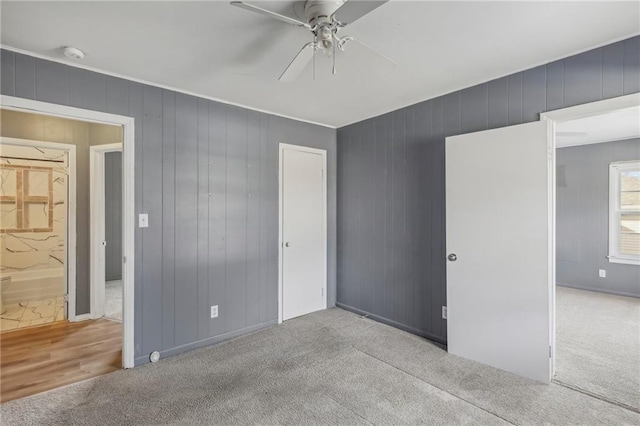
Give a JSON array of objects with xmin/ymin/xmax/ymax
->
[{"xmin": 0, "ymin": 319, "xmax": 122, "ymax": 402}]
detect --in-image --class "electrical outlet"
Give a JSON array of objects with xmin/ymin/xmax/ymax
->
[
  {"xmin": 442, "ymin": 306, "xmax": 448, "ymax": 320},
  {"xmin": 599, "ymin": 269, "xmax": 606, "ymax": 278},
  {"xmin": 210, "ymin": 305, "xmax": 218, "ymax": 318}
]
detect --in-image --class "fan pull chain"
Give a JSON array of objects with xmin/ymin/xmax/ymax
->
[
  {"xmin": 332, "ymin": 36, "xmax": 336, "ymax": 75},
  {"xmin": 313, "ymin": 35, "xmax": 317, "ymax": 80}
]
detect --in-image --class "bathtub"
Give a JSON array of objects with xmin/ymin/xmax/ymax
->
[{"xmin": 0, "ymin": 268, "xmax": 65, "ymax": 308}]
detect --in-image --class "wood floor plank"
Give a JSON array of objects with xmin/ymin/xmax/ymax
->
[{"xmin": 0, "ymin": 319, "xmax": 122, "ymax": 402}]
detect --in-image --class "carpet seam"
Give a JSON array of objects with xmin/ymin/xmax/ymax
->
[
  {"xmin": 551, "ymin": 379, "xmax": 640, "ymax": 414},
  {"xmin": 352, "ymin": 346, "xmax": 518, "ymax": 426}
]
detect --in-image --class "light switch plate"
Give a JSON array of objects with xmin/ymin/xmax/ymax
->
[
  {"xmin": 210, "ymin": 305, "xmax": 218, "ymax": 318},
  {"xmin": 599, "ymin": 269, "xmax": 606, "ymax": 278},
  {"xmin": 139, "ymin": 214, "xmax": 149, "ymax": 228}
]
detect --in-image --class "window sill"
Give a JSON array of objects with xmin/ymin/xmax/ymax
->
[{"xmin": 608, "ymin": 256, "xmax": 640, "ymax": 266}]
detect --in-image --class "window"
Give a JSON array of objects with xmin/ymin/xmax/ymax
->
[{"xmin": 609, "ymin": 161, "xmax": 640, "ymax": 265}]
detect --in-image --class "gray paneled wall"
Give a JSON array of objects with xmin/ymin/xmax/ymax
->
[
  {"xmin": 557, "ymin": 139, "xmax": 640, "ymax": 297},
  {"xmin": 337, "ymin": 36, "xmax": 640, "ymax": 345},
  {"xmin": 1, "ymin": 49, "xmax": 336, "ymax": 364},
  {"xmin": 105, "ymin": 151, "xmax": 123, "ymax": 281}
]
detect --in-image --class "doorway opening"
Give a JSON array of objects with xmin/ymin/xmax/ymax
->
[
  {"xmin": 90, "ymin": 144, "xmax": 123, "ymax": 323},
  {"xmin": 543, "ymin": 94, "xmax": 640, "ymax": 411},
  {"xmin": 0, "ymin": 96, "xmax": 135, "ymax": 401}
]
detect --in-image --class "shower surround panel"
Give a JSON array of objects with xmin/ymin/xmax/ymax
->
[{"xmin": 0, "ymin": 144, "xmax": 67, "ymax": 310}]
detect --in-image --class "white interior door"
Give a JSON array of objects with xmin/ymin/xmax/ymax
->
[
  {"xmin": 280, "ymin": 144, "xmax": 327, "ymax": 321},
  {"xmin": 446, "ymin": 121, "xmax": 553, "ymax": 383}
]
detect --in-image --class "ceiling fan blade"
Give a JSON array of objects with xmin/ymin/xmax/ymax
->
[
  {"xmin": 331, "ymin": 0, "xmax": 388, "ymax": 25},
  {"xmin": 230, "ymin": 1, "xmax": 310, "ymax": 28},
  {"xmin": 340, "ymin": 37, "xmax": 396, "ymax": 68},
  {"xmin": 279, "ymin": 42, "xmax": 315, "ymax": 82}
]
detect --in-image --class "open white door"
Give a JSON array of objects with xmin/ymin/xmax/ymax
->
[
  {"xmin": 446, "ymin": 121, "xmax": 554, "ymax": 383},
  {"xmin": 279, "ymin": 143, "xmax": 327, "ymax": 322}
]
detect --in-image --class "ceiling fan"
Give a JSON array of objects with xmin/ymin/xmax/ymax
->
[{"xmin": 230, "ymin": 0, "xmax": 393, "ymax": 82}]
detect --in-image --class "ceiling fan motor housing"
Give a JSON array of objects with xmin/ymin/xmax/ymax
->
[{"xmin": 304, "ymin": 0, "xmax": 343, "ymax": 27}]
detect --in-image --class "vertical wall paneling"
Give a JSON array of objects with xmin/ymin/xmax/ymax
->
[
  {"xmin": 225, "ymin": 107, "xmax": 248, "ymax": 332},
  {"xmin": 35, "ymin": 59, "xmax": 68, "ymax": 105},
  {"xmin": 461, "ymin": 84, "xmax": 488, "ymax": 134},
  {"xmin": 488, "ymin": 77, "xmax": 509, "ymax": 129},
  {"xmin": 141, "ymin": 85, "xmax": 163, "ymax": 355},
  {"xmin": 546, "ymin": 60, "xmax": 564, "ymax": 111},
  {"xmin": 161, "ymin": 89, "xmax": 176, "ymax": 350},
  {"xmin": 522, "ymin": 65, "xmax": 547, "ymax": 123},
  {"xmin": 336, "ymin": 35, "xmax": 640, "ymax": 345},
  {"xmin": 623, "ymin": 37, "xmax": 640, "ymax": 94},
  {"xmin": 15, "ymin": 54, "xmax": 36, "ymax": 100},
  {"xmin": 1, "ymin": 49, "xmax": 336, "ymax": 365},
  {"xmin": 68, "ymin": 67, "xmax": 107, "ymax": 112},
  {"xmin": 128, "ymin": 82, "xmax": 144, "ymax": 357},
  {"xmin": 1, "ymin": 50, "xmax": 15, "ymax": 96},
  {"xmin": 106, "ymin": 76, "xmax": 129, "ymax": 116},
  {"xmin": 105, "ymin": 152, "xmax": 123, "ymax": 281},
  {"xmin": 602, "ymin": 41, "xmax": 625, "ymax": 99},
  {"xmin": 174, "ymin": 94, "xmax": 199, "ymax": 346},
  {"xmin": 507, "ymin": 72, "xmax": 523, "ymax": 125},
  {"xmin": 246, "ymin": 111, "xmax": 261, "ymax": 326},
  {"xmin": 197, "ymin": 99, "xmax": 210, "ymax": 340},
  {"xmin": 564, "ymin": 48, "xmax": 603, "ymax": 107},
  {"xmin": 557, "ymin": 139, "xmax": 640, "ymax": 297},
  {"xmin": 208, "ymin": 101, "xmax": 227, "ymax": 336}
]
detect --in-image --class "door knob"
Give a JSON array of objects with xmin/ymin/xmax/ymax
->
[
  {"xmin": 285, "ymin": 242, "xmax": 291, "ymax": 247},
  {"xmin": 448, "ymin": 253, "xmax": 457, "ymax": 262}
]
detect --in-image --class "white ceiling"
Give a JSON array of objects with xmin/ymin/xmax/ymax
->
[
  {"xmin": 556, "ymin": 106, "xmax": 640, "ymax": 148},
  {"xmin": 1, "ymin": 1, "xmax": 638, "ymax": 128}
]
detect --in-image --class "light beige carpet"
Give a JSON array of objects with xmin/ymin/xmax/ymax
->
[
  {"xmin": 1, "ymin": 308, "xmax": 638, "ymax": 425},
  {"xmin": 104, "ymin": 280, "xmax": 122, "ymax": 323},
  {"xmin": 555, "ymin": 286, "xmax": 640, "ymax": 411}
]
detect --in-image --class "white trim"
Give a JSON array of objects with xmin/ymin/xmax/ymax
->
[
  {"xmin": 73, "ymin": 313, "xmax": 93, "ymax": 322},
  {"xmin": 608, "ymin": 161, "xmax": 640, "ymax": 266},
  {"xmin": 0, "ymin": 45, "xmax": 335, "ymax": 130},
  {"xmin": 556, "ymin": 134, "xmax": 639, "ymax": 149},
  {"xmin": 278, "ymin": 143, "xmax": 328, "ymax": 324},
  {"xmin": 1, "ymin": 95, "xmax": 136, "ymax": 369},
  {"xmin": 540, "ymin": 93, "xmax": 640, "ymax": 377},
  {"xmin": 541, "ymin": 93, "xmax": 640, "ymax": 124},
  {"xmin": 0, "ymin": 136, "xmax": 77, "ymax": 321},
  {"xmin": 90, "ymin": 143, "xmax": 123, "ymax": 320}
]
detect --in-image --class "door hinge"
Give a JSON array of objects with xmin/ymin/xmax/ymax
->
[
  {"xmin": 63, "ymin": 294, "xmax": 69, "ymax": 303},
  {"xmin": 321, "ymin": 169, "xmax": 324, "ymax": 178},
  {"xmin": 549, "ymin": 345, "xmax": 552, "ymax": 358},
  {"xmin": 123, "ymin": 256, "xmax": 127, "ymax": 264}
]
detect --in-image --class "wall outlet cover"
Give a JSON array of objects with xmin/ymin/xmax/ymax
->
[
  {"xmin": 442, "ymin": 306, "xmax": 448, "ymax": 320},
  {"xmin": 210, "ymin": 305, "xmax": 218, "ymax": 318},
  {"xmin": 598, "ymin": 269, "xmax": 606, "ymax": 278}
]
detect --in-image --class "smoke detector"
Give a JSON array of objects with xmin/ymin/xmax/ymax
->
[{"xmin": 63, "ymin": 46, "xmax": 85, "ymax": 60}]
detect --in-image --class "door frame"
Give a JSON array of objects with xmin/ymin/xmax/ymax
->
[
  {"xmin": 1, "ymin": 95, "xmax": 136, "ymax": 369},
  {"xmin": 540, "ymin": 92, "xmax": 640, "ymax": 376},
  {"xmin": 90, "ymin": 143, "xmax": 123, "ymax": 319},
  {"xmin": 278, "ymin": 143, "xmax": 328, "ymax": 324},
  {"xmin": 0, "ymin": 136, "xmax": 77, "ymax": 320}
]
